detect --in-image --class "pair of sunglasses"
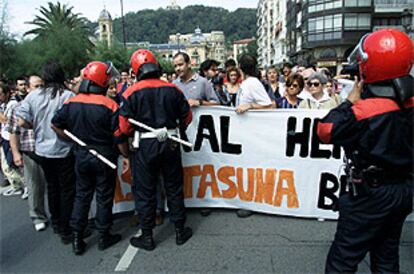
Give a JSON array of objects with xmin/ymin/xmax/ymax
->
[
  {"xmin": 307, "ymin": 82, "xmax": 320, "ymax": 87},
  {"xmin": 286, "ymin": 83, "xmax": 299, "ymax": 88}
]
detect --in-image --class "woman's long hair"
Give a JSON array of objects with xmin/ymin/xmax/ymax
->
[{"xmin": 41, "ymin": 61, "xmax": 66, "ymax": 98}]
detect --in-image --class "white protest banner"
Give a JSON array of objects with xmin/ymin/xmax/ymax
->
[{"xmin": 112, "ymin": 107, "xmax": 413, "ymax": 221}]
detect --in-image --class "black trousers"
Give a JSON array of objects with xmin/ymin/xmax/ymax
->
[
  {"xmin": 70, "ymin": 149, "xmax": 117, "ymax": 234},
  {"xmin": 133, "ymin": 139, "xmax": 186, "ymax": 230},
  {"xmin": 325, "ymin": 179, "xmax": 413, "ymax": 273},
  {"xmin": 38, "ymin": 155, "xmax": 76, "ymax": 234}
]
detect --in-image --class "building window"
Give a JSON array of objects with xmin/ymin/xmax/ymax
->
[
  {"xmin": 373, "ymin": 17, "xmax": 401, "ymax": 26},
  {"xmin": 309, "ymin": 0, "xmax": 343, "ymax": 13},
  {"xmin": 344, "ymin": 13, "xmax": 371, "ymax": 29},
  {"xmin": 344, "ymin": 0, "xmax": 371, "ymax": 7},
  {"xmin": 308, "ymin": 14, "xmax": 342, "ymax": 41}
]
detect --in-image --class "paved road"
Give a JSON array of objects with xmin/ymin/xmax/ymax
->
[{"xmin": 1, "ymin": 190, "xmax": 413, "ymax": 273}]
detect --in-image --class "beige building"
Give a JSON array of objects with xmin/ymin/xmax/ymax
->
[
  {"xmin": 169, "ymin": 27, "xmax": 226, "ymax": 66},
  {"xmin": 96, "ymin": 8, "xmax": 226, "ymax": 67},
  {"xmin": 98, "ymin": 9, "xmax": 113, "ymax": 48}
]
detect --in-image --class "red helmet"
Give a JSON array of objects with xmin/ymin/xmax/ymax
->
[
  {"xmin": 82, "ymin": 61, "xmax": 119, "ymax": 88},
  {"xmin": 348, "ymin": 29, "xmax": 414, "ymax": 84},
  {"xmin": 79, "ymin": 61, "xmax": 119, "ymax": 93},
  {"xmin": 130, "ymin": 49, "xmax": 159, "ymax": 80}
]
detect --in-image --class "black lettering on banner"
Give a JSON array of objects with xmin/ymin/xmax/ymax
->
[
  {"xmin": 311, "ymin": 118, "xmax": 332, "ymax": 159},
  {"xmin": 311, "ymin": 118, "xmax": 342, "ymax": 159},
  {"xmin": 286, "ymin": 117, "xmax": 311, "ymax": 157},
  {"xmin": 317, "ymin": 172, "xmax": 347, "ymax": 210},
  {"xmin": 318, "ymin": 172, "xmax": 339, "ymax": 210},
  {"xmin": 332, "ymin": 144, "xmax": 341, "ymax": 159},
  {"xmin": 194, "ymin": 115, "xmax": 220, "ymax": 152},
  {"xmin": 220, "ymin": 116, "xmax": 242, "ymax": 154},
  {"xmin": 286, "ymin": 117, "xmax": 342, "ymax": 159}
]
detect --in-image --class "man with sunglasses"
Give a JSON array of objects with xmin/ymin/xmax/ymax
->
[{"xmin": 317, "ymin": 29, "xmax": 413, "ymax": 273}]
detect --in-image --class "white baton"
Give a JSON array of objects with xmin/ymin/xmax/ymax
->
[
  {"xmin": 127, "ymin": 118, "xmax": 193, "ymax": 148},
  {"xmin": 63, "ymin": 130, "xmax": 117, "ymax": 170}
]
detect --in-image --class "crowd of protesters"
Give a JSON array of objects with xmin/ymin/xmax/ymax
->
[{"xmin": 0, "ymin": 51, "xmax": 356, "ymax": 254}]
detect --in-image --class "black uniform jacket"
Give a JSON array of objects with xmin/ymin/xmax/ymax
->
[
  {"xmin": 52, "ymin": 93, "xmax": 124, "ymax": 146},
  {"xmin": 119, "ymin": 78, "xmax": 192, "ymax": 136},
  {"xmin": 317, "ymin": 96, "xmax": 413, "ymax": 171}
]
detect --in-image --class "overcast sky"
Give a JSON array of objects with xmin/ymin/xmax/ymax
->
[{"xmin": 6, "ymin": 0, "xmax": 258, "ymax": 37}]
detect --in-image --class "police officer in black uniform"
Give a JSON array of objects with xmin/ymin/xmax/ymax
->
[
  {"xmin": 317, "ymin": 29, "xmax": 413, "ymax": 273},
  {"xmin": 119, "ymin": 49, "xmax": 193, "ymax": 251},
  {"xmin": 52, "ymin": 61, "xmax": 126, "ymax": 255}
]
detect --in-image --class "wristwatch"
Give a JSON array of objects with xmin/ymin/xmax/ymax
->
[{"xmin": 199, "ymin": 100, "xmax": 203, "ymax": 106}]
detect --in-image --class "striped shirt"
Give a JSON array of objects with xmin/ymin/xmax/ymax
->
[
  {"xmin": 276, "ymin": 97, "xmax": 302, "ymax": 109},
  {"xmin": 7, "ymin": 101, "xmax": 36, "ymax": 152}
]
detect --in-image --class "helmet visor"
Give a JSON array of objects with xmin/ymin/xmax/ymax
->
[
  {"xmin": 347, "ymin": 33, "xmax": 370, "ymax": 65},
  {"xmin": 105, "ymin": 61, "xmax": 120, "ymax": 84}
]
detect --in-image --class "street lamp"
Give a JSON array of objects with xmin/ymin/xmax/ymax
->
[
  {"xmin": 401, "ymin": 8, "xmax": 413, "ymax": 33},
  {"xmin": 176, "ymin": 32, "xmax": 181, "ymax": 53},
  {"xmin": 120, "ymin": 0, "xmax": 126, "ymax": 49}
]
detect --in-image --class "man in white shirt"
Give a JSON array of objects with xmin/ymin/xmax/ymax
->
[
  {"xmin": 236, "ymin": 55, "xmax": 272, "ymax": 114},
  {"xmin": 234, "ymin": 54, "xmax": 271, "ymax": 218}
]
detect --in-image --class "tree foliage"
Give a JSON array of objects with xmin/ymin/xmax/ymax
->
[
  {"xmin": 0, "ymin": 0, "xmax": 16, "ymax": 78},
  {"xmin": 111, "ymin": 6, "xmax": 256, "ymax": 44},
  {"xmin": 18, "ymin": 2, "xmax": 93, "ymax": 77},
  {"xmin": 25, "ymin": 2, "xmax": 91, "ymax": 42},
  {"xmin": 246, "ymin": 40, "xmax": 259, "ymax": 59},
  {"xmin": 88, "ymin": 42, "xmax": 133, "ymax": 71}
]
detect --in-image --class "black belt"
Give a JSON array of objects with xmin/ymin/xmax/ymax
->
[
  {"xmin": 362, "ymin": 168, "xmax": 412, "ymax": 186},
  {"xmin": 348, "ymin": 167, "xmax": 412, "ymax": 197}
]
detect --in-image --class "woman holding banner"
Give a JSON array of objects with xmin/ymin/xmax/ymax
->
[{"xmin": 235, "ymin": 54, "xmax": 272, "ymax": 218}]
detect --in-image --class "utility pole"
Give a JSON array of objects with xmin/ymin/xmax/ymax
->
[{"xmin": 120, "ymin": 0, "xmax": 126, "ymax": 49}]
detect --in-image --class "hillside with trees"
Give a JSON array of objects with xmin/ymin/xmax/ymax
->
[
  {"xmin": 109, "ymin": 5, "xmax": 257, "ymax": 43},
  {"xmin": 1, "ymin": 3, "xmax": 257, "ymax": 79}
]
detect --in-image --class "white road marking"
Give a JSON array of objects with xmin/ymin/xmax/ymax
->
[{"xmin": 114, "ymin": 230, "xmax": 141, "ymax": 272}]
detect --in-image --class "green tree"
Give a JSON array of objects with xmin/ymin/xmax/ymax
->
[
  {"xmin": 0, "ymin": 0, "xmax": 17, "ymax": 78},
  {"xmin": 23, "ymin": 1, "xmax": 93, "ymax": 76},
  {"xmin": 25, "ymin": 2, "xmax": 90, "ymax": 41},
  {"xmin": 0, "ymin": 30, "xmax": 16, "ymax": 78},
  {"xmin": 236, "ymin": 40, "xmax": 258, "ymax": 61},
  {"xmin": 157, "ymin": 57, "xmax": 174, "ymax": 74},
  {"xmin": 88, "ymin": 42, "xmax": 133, "ymax": 70},
  {"xmin": 245, "ymin": 40, "xmax": 258, "ymax": 59}
]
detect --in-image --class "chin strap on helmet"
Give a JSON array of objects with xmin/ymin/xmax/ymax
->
[{"xmin": 78, "ymin": 79, "xmax": 108, "ymax": 94}]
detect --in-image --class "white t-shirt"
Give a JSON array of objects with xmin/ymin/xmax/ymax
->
[{"xmin": 237, "ymin": 77, "xmax": 272, "ymax": 106}]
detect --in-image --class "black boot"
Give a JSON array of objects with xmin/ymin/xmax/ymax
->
[
  {"xmin": 130, "ymin": 229, "xmax": 155, "ymax": 251},
  {"xmin": 60, "ymin": 227, "xmax": 73, "ymax": 245},
  {"xmin": 175, "ymin": 227, "xmax": 192, "ymax": 245},
  {"xmin": 72, "ymin": 231, "xmax": 86, "ymax": 255},
  {"xmin": 98, "ymin": 232, "xmax": 121, "ymax": 251}
]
